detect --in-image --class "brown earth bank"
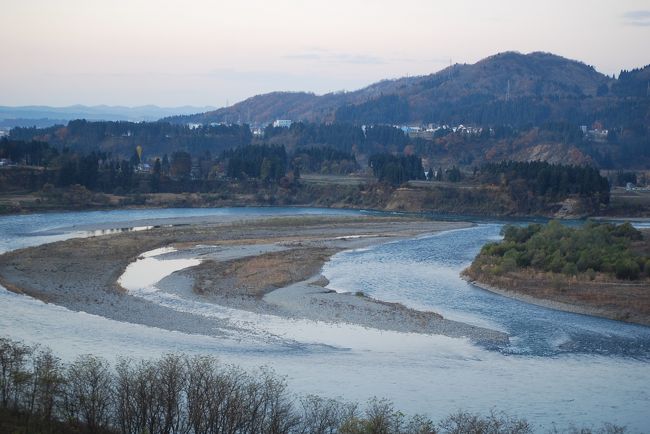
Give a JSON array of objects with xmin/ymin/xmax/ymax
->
[
  {"xmin": 462, "ymin": 267, "xmax": 650, "ymax": 325},
  {"xmin": 0, "ymin": 215, "xmax": 509, "ymax": 345},
  {"xmin": 0, "ymin": 179, "xmax": 606, "ymax": 219}
]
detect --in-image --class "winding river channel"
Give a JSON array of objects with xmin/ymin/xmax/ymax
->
[{"xmin": 1, "ymin": 208, "xmax": 649, "ymax": 432}]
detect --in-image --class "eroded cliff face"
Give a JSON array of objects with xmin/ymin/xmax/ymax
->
[
  {"xmin": 511, "ymin": 143, "xmax": 594, "ymax": 166},
  {"xmin": 383, "ymin": 185, "xmax": 600, "ymax": 218}
]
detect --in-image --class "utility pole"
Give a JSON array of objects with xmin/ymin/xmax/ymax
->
[{"xmin": 506, "ymin": 80, "xmax": 511, "ymax": 102}]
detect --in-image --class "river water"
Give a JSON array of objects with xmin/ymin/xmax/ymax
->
[{"xmin": 1, "ymin": 208, "xmax": 649, "ymax": 432}]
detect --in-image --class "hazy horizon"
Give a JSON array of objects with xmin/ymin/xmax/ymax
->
[{"xmin": 2, "ymin": 0, "xmax": 649, "ymax": 107}]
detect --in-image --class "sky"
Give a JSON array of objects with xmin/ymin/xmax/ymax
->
[{"xmin": 1, "ymin": 0, "xmax": 650, "ymax": 107}]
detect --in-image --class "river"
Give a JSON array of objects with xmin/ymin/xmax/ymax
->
[{"xmin": 1, "ymin": 208, "xmax": 649, "ymax": 432}]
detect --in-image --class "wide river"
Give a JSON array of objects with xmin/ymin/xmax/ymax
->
[{"xmin": 1, "ymin": 208, "xmax": 649, "ymax": 432}]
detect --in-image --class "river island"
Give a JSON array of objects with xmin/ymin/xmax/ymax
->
[{"xmin": 0, "ymin": 215, "xmax": 509, "ymax": 346}]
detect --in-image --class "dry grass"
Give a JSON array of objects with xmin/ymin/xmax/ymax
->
[
  {"xmin": 465, "ymin": 267, "xmax": 650, "ymax": 324},
  {"xmin": 192, "ymin": 247, "xmax": 337, "ymax": 297}
]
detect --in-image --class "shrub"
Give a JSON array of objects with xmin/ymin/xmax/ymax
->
[
  {"xmin": 562, "ymin": 262, "xmax": 578, "ymax": 276},
  {"xmin": 473, "ymin": 221, "xmax": 648, "ymax": 281},
  {"xmin": 615, "ymin": 259, "xmax": 640, "ymax": 280}
]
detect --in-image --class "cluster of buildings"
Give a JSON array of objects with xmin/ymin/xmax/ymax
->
[
  {"xmin": 580, "ymin": 125, "xmax": 608, "ymax": 142},
  {"xmin": 399, "ymin": 124, "xmax": 483, "ymax": 139},
  {"xmin": 272, "ymin": 119, "xmax": 292, "ymax": 128}
]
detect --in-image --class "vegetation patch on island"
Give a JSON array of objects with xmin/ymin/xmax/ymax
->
[{"xmin": 464, "ymin": 221, "xmax": 650, "ymax": 324}]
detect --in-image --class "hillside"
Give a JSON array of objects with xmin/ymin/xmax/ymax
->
[
  {"xmin": 6, "ymin": 52, "xmax": 650, "ymax": 169},
  {"xmin": 166, "ymin": 52, "xmax": 649, "ymax": 128}
]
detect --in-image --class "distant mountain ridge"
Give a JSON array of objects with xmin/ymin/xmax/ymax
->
[
  {"xmin": 0, "ymin": 105, "xmax": 217, "ymax": 128},
  {"xmin": 166, "ymin": 51, "xmax": 649, "ymax": 128}
]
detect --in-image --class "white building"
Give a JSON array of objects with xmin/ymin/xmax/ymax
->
[
  {"xmin": 136, "ymin": 163, "xmax": 151, "ymax": 173},
  {"xmin": 273, "ymin": 119, "xmax": 292, "ymax": 128}
]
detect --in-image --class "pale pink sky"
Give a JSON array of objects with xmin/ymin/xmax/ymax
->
[{"xmin": 2, "ymin": 0, "xmax": 649, "ymax": 106}]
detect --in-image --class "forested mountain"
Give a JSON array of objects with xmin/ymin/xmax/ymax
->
[
  {"xmin": 7, "ymin": 52, "xmax": 650, "ymax": 169},
  {"xmin": 166, "ymin": 52, "xmax": 650, "ymax": 129}
]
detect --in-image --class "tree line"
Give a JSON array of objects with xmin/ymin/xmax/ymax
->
[
  {"xmin": 369, "ymin": 153, "xmax": 425, "ymax": 186},
  {"xmin": 9, "ymin": 114, "xmax": 650, "ymax": 172},
  {"xmin": 9, "ymin": 120, "xmax": 253, "ymax": 158},
  {"xmin": 263, "ymin": 122, "xmax": 411, "ymax": 155},
  {"xmin": 3, "ymin": 337, "xmax": 628, "ymax": 434},
  {"xmin": 480, "ymin": 161, "xmax": 610, "ymax": 204},
  {"xmin": 0, "ymin": 138, "xmax": 59, "ymax": 167},
  {"xmin": 223, "ymin": 145, "xmax": 288, "ymax": 182},
  {"xmin": 291, "ymin": 147, "xmax": 358, "ymax": 175}
]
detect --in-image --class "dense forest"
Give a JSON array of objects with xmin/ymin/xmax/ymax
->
[
  {"xmin": 263, "ymin": 122, "xmax": 410, "ymax": 156},
  {"xmin": 291, "ymin": 146, "xmax": 358, "ymax": 175},
  {"xmin": 369, "ymin": 153, "xmax": 425, "ymax": 185},
  {"xmin": 335, "ymin": 94, "xmax": 411, "ymax": 124},
  {"xmin": 222, "ymin": 145, "xmax": 288, "ymax": 182},
  {"xmin": 9, "ymin": 120, "xmax": 253, "ymax": 158},
  {"xmin": 8, "ymin": 114, "xmax": 650, "ymax": 170},
  {"xmin": 479, "ymin": 161, "xmax": 610, "ymax": 205},
  {"xmin": 1, "ymin": 135, "xmax": 615, "ymax": 219},
  {"xmin": 474, "ymin": 221, "xmax": 648, "ymax": 280},
  {"xmin": 0, "ymin": 139, "xmax": 59, "ymax": 167}
]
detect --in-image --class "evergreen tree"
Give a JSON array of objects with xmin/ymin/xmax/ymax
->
[{"xmin": 151, "ymin": 158, "xmax": 162, "ymax": 192}]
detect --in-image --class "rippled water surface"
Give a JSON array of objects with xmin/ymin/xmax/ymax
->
[
  {"xmin": 324, "ymin": 225, "xmax": 650, "ymax": 358},
  {"xmin": 1, "ymin": 208, "xmax": 649, "ymax": 431}
]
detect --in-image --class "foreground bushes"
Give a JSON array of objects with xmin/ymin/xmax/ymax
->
[{"xmin": 0, "ymin": 338, "xmax": 625, "ymax": 434}]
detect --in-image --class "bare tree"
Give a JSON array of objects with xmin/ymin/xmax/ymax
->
[
  {"xmin": 157, "ymin": 353, "xmax": 187, "ymax": 434},
  {"xmin": 0, "ymin": 337, "xmax": 32, "ymax": 411},
  {"xmin": 438, "ymin": 410, "xmax": 532, "ymax": 434},
  {"xmin": 30, "ymin": 347, "xmax": 65, "ymax": 424},
  {"xmin": 63, "ymin": 354, "xmax": 113, "ymax": 433},
  {"xmin": 364, "ymin": 397, "xmax": 404, "ymax": 434},
  {"xmin": 185, "ymin": 355, "xmax": 218, "ymax": 434},
  {"xmin": 115, "ymin": 357, "xmax": 163, "ymax": 434},
  {"xmin": 297, "ymin": 395, "xmax": 359, "ymax": 434},
  {"xmin": 0, "ymin": 338, "xmax": 625, "ymax": 434}
]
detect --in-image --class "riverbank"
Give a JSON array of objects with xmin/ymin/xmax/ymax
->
[
  {"xmin": 0, "ymin": 180, "xmax": 605, "ymax": 219},
  {"xmin": 0, "ymin": 215, "xmax": 509, "ymax": 345},
  {"xmin": 462, "ymin": 269, "xmax": 650, "ymax": 326},
  {"xmin": 462, "ymin": 222, "xmax": 650, "ymax": 326}
]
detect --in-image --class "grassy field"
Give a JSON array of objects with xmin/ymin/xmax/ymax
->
[
  {"xmin": 605, "ymin": 187, "xmax": 650, "ymax": 216},
  {"xmin": 299, "ymin": 173, "xmax": 371, "ymax": 186}
]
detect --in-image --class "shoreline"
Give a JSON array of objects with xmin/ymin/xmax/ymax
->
[
  {"xmin": 0, "ymin": 190, "xmax": 629, "ymax": 220},
  {"xmin": 461, "ymin": 272, "xmax": 650, "ymax": 326},
  {"xmin": 461, "ymin": 275, "xmax": 615, "ymax": 322},
  {"xmin": 0, "ymin": 215, "xmax": 510, "ymax": 346}
]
